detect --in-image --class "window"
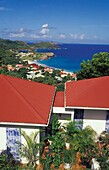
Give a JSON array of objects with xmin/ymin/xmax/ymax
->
[
  {"xmin": 74, "ymin": 109, "xmax": 84, "ymax": 129},
  {"xmin": 53, "ymin": 113, "xmax": 71, "ymax": 120}
]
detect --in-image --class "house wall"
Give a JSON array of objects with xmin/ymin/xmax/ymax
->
[
  {"xmin": 53, "ymin": 107, "xmax": 74, "ymax": 126},
  {"xmin": 0, "ymin": 127, "xmax": 40, "ymax": 164},
  {"xmin": 53, "ymin": 107, "xmax": 107, "ymax": 135},
  {"xmin": 83, "ymin": 110, "xmax": 107, "ymax": 135},
  {"xmin": 0, "ymin": 127, "xmax": 7, "ymax": 152}
]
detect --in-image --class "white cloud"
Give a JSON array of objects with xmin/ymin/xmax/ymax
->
[
  {"xmin": 70, "ymin": 33, "xmax": 85, "ymax": 40},
  {"xmin": 79, "ymin": 34, "xmax": 85, "ymax": 40},
  {"xmin": 42, "ymin": 34, "xmax": 52, "ymax": 38},
  {"xmin": 0, "ymin": 6, "xmax": 12, "ymax": 10},
  {"xmin": 9, "ymin": 32, "xmax": 25, "ymax": 38},
  {"xmin": 19, "ymin": 28, "xmax": 24, "ymax": 32},
  {"xmin": 70, "ymin": 33, "xmax": 77, "ymax": 39},
  {"xmin": 42, "ymin": 24, "xmax": 48, "ymax": 28},
  {"xmin": 29, "ymin": 34, "xmax": 52, "ymax": 39},
  {"xmin": 40, "ymin": 28, "xmax": 49, "ymax": 34},
  {"xmin": 60, "ymin": 34, "xmax": 66, "ymax": 38},
  {"xmin": 0, "ymin": 7, "xmax": 4, "ymax": 10},
  {"xmin": 29, "ymin": 34, "xmax": 40, "ymax": 39},
  {"xmin": 93, "ymin": 35, "xmax": 97, "ymax": 39}
]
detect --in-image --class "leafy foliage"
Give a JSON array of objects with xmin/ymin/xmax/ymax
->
[
  {"xmin": 0, "ymin": 38, "xmax": 30, "ymax": 50},
  {"xmin": 34, "ymin": 70, "xmax": 61, "ymax": 86},
  {"xmin": 0, "ymin": 67, "xmax": 28, "ymax": 79},
  {"xmin": 0, "ymin": 147, "xmax": 20, "ymax": 169},
  {"xmin": 77, "ymin": 52, "xmax": 109, "ymax": 80},
  {"xmin": 96, "ymin": 131, "xmax": 109, "ymax": 169},
  {"xmin": 41, "ymin": 114, "xmax": 65, "ymax": 168},
  {"xmin": 63, "ymin": 122, "xmax": 97, "ymax": 167},
  {"xmin": 56, "ymin": 83, "xmax": 65, "ymax": 91},
  {"xmin": 19, "ymin": 130, "xmax": 41, "ymax": 168}
]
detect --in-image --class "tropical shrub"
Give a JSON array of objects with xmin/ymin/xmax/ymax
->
[
  {"xmin": 63, "ymin": 122, "xmax": 97, "ymax": 168},
  {"xmin": 96, "ymin": 131, "xmax": 109, "ymax": 169},
  {"xmin": 41, "ymin": 114, "xmax": 66, "ymax": 169},
  {"xmin": 19, "ymin": 130, "xmax": 41, "ymax": 168}
]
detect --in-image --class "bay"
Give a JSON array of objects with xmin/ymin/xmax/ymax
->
[{"xmin": 36, "ymin": 44, "xmax": 109, "ymax": 72}]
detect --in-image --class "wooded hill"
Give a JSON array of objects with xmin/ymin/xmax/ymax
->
[
  {"xmin": 0, "ymin": 38, "xmax": 60, "ymax": 50},
  {"xmin": 0, "ymin": 38, "xmax": 31, "ymax": 50},
  {"xmin": 29, "ymin": 42, "xmax": 60, "ymax": 49}
]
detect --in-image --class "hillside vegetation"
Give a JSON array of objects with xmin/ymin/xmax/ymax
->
[
  {"xmin": 29, "ymin": 42, "xmax": 60, "ymax": 49},
  {"xmin": 0, "ymin": 38, "xmax": 30, "ymax": 50}
]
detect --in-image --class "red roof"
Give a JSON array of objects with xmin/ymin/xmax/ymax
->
[
  {"xmin": 0, "ymin": 75, "xmax": 55, "ymax": 125},
  {"xmin": 29, "ymin": 64, "xmax": 39, "ymax": 68},
  {"xmin": 71, "ymin": 74, "xmax": 77, "ymax": 78},
  {"xmin": 53, "ymin": 91, "xmax": 64, "ymax": 107},
  {"xmin": 66, "ymin": 76, "xmax": 109, "ymax": 108},
  {"xmin": 60, "ymin": 72, "xmax": 67, "ymax": 75}
]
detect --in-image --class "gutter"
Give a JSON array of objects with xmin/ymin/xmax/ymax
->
[{"xmin": 65, "ymin": 106, "xmax": 109, "ymax": 111}]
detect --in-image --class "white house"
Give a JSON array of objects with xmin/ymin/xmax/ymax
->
[
  {"xmin": 53, "ymin": 76, "xmax": 109, "ymax": 135},
  {"xmin": 0, "ymin": 74, "xmax": 56, "ymax": 162},
  {"xmin": 0, "ymin": 75, "xmax": 109, "ymax": 163}
]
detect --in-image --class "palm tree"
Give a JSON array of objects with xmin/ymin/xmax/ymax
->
[
  {"xmin": 63, "ymin": 121, "xmax": 97, "ymax": 168},
  {"xmin": 19, "ymin": 130, "xmax": 41, "ymax": 168}
]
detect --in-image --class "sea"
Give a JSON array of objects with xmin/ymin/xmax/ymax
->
[{"xmin": 35, "ymin": 44, "xmax": 109, "ymax": 72}]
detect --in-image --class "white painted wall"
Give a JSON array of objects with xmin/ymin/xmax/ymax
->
[
  {"xmin": 0, "ymin": 127, "xmax": 6, "ymax": 153},
  {"xmin": 53, "ymin": 107, "xmax": 107, "ymax": 135},
  {"xmin": 0, "ymin": 127, "xmax": 40, "ymax": 164},
  {"xmin": 53, "ymin": 107, "xmax": 74, "ymax": 121},
  {"xmin": 83, "ymin": 110, "xmax": 107, "ymax": 135},
  {"xmin": 53, "ymin": 107, "xmax": 68, "ymax": 113},
  {"xmin": 53, "ymin": 107, "xmax": 75, "ymax": 126}
]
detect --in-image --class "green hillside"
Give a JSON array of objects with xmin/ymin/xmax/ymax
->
[
  {"xmin": 0, "ymin": 38, "xmax": 30, "ymax": 50},
  {"xmin": 29, "ymin": 42, "xmax": 60, "ymax": 49}
]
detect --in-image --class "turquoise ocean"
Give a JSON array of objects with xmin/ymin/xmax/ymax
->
[{"xmin": 36, "ymin": 44, "xmax": 109, "ymax": 72}]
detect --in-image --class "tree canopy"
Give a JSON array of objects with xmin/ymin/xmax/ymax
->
[{"xmin": 77, "ymin": 52, "xmax": 109, "ymax": 80}]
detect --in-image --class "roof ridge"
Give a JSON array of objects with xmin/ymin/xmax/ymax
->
[{"xmin": 3, "ymin": 76, "xmax": 46, "ymax": 123}]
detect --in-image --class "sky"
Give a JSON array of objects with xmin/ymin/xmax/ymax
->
[{"xmin": 0, "ymin": 0, "xmax": 109, "ymax": 44}]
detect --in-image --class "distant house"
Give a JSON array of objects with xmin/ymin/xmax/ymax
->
[
  {"xmin": 60, "ymin": 72, "xmax": 68, "ymax": 77},
  {"xmin": 0, "ymin": 75, "xmax": 109, "ymax": 162},
  {"xmin": 71, "ymin": 73, "xmax": 77, "ymax": 81},
  {"xmin": 44, "ymin": 67, "xmax": 54, "ymax": 73},
  {"xmin": 29, "ymin": 64, "xmax": 40, "ymax": 69}
]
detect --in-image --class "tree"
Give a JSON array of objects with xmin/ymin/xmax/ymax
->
[
  {"xmin": 19, "ymin": 130, "xmax": 40, "ymax": 168},
  {"xmin": 56, "ymin": 83, "xmax": 65, "ymax": 91},
  {"xmin": 18, "ymin": 67, "xmax": 28, "ymax": 79},
  {"xmin": 77, "ymin": 52, "xmax": 109, "ymax": 80}
]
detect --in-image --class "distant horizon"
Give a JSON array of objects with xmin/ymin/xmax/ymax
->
[{"xmin": 2, "ymin": 37, "xmax": 109, "ymax": 46}]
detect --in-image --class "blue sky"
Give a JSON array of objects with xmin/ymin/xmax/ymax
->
[{"xmin": 0, "ymin": 0, "xmax": 109, "ymax": 44}]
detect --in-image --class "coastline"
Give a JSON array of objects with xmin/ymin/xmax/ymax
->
[
  {"xmin": 37, "ymin": 52, "xmax": 55, "ymax": 61},
  {"xmin": 28, "ymin": 59, "xmax": 74, "ymax": 74}
]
